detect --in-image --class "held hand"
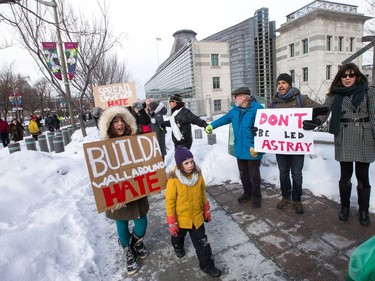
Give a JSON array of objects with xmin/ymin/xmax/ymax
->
[
  {"xmin": 303, "ymin": 118, "xmax": 321, "ymax": 130},
  {"xmin": 166, "ymin": 216, "xmax": 179, "ymax": 236},
  {"xmin": 203, "ymin": 202, "xmax": 211, "ymax": 222},
  {"xmin": 251, "ymin": 126, "xmax": 258, "ymax": 136},
  {"xmin": 250, "ymin": 147, "xmax": 258, "ymax": 158},
  {"xmin": 205, "ymin": 124, "xmax": 213, "ymax": 134}
]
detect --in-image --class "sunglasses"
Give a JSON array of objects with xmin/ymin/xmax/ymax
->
[{"xmin": 341, "ymin": 73, "xmax": 356, "ymax": 79}]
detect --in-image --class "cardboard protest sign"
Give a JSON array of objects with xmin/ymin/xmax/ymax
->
[
  {"xmin": 93, "ymin": 82, "xmax": 137, "ymax": 109},
  {"xmin": 254, "ymin": 108, "xmax": 314, "ymax": 155},
  {"xmin": 83, "ymin": 132, "xmax": 167, "ymax": 213}
]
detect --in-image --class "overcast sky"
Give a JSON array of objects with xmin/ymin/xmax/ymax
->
[{"xmin": 0, "ymin": 0, "xmax": 372, "ymax": 98}]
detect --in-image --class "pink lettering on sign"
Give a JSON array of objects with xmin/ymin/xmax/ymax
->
[{"xmin": 259, "ymin": 112, "xmax": 308, "ymax": 128}]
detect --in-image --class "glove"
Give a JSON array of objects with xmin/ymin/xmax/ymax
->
[
  {"xmin": 150, "ymin": 118, "xmax": 156, "ymax": 124},
  {"xmin": 203, "ymin": 202, "xmax": 211, "ymax": 222},
  {"xmin": 312, "ymin": 107, "xmax": 329, "ymax": 118},
  {"xmin": 251, "ymin": 126, "xmax": 258, "ymax": 136},
  {"xmin": 166, "ymin": 215, "xmax": 179, "ymax": 236},
  {"xmin": 205, "ymin": 124, "xmax": 213, "ymax": 134},
  {"xmin": 250, "ymin": 147, "xmax": 258, "ymax": 158},
  {"xmin": 132, "ymin": 101, "xmax": 144, "ymax": 113},
  {"xmin": 303, "ymin": 118, "xmax": 321, "ymax": 130}
]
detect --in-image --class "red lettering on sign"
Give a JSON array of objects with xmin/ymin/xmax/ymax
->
[
  {"xmin": 102, "ymin": 180, "xmax": 139, "ymax": 207},
  {"xmin": 107, "ymin": 99, "xmax": 129, "ymax": 107},
  {"xmin": 146, "ymin": 171, "xmax": 161, "ymax": 192}
]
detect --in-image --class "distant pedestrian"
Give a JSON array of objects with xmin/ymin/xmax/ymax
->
[
  {"xmin": 147, "ymin": 101, "xmax": 167, "ymax": 159},
  {"xmin": 9, "ymin": 118, "xmax": 25, "ymax": 142},
  {"xmin": 53, "ymin": 114, "xmax": 60, "ymax": 130},
  {"xmin": 92, "ymin": 107, "xmax": 102, "ymax": 129},
  {"xmin": 132, "ymin": 101, "xmax": 152, "ymax": 134},
  {"xmin": 164, "ymin": 94, "xmax": 208, "ymax": 149},
  {"xmin": 45, "ymin": 113, "xmax": 55, "ymax": 132},
  {"xmin": 165, "ymin": 146, "xmax": 222, "ymax": 278},
  {"xmin": 28, "ymin": 116, "xmax": 40, "ymax": 140},
  {"xmin": 0, "ymin": 116, "xmax": 10, "ymax": 147}
]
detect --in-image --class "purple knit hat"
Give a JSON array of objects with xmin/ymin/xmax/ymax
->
[{"xmin": 175, "ymin": 146, "xmax": 193, "ymax": 165}]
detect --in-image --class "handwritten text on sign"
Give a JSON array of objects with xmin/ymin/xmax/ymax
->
[
  {"xmin": 254, "ymin": 108, "xmax": 314, "ymax": 155},
  {"xmin": 92, "ymin": 81, "xmax": 137, "ymax": 109},
  {"xmin": 83, "ymin": 132, "xmax": 167, "ymax": 213}
]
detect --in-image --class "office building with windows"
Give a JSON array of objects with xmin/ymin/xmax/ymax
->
[{"xmin": 276, "ymin": 0, "xmax": 372, "ymax": 103}]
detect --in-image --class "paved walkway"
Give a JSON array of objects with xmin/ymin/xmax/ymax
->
[
  {"xmin": 122, "ymin": 182, "xmax": 374, "ymax": 280},
  {"xmin": 205, "ymin": 182, "xmax": 374, "ymax": 280}
]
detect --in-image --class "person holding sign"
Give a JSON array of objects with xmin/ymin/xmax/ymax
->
[
  {"xmin": 98, "ymin": 106, "xmax": 149, "ymax": 275},
  {"xmin": 205, "ymin": 87, "xmax": 264, "ymax": 207},
  {"xmin": 269, "ymin": 73, "xmax": 323, "ymax": 214},
  {"xmin": 315, "ymin": 63, "xmax": 375, "ymax": 226},
  {"xmin": 165, "ymin": 146, "xmax": 222, "ymax": 278}
]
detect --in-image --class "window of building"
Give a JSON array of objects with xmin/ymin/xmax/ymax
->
[
  {"xmin": 290, "ymin": 70, "xmax": 295, "ymax": 84},
  {"xmin": 326, "ymin": 35, "xmax": 332, "ymax": 51},
  {"xmin": 213, "ymin": 99, "xmax": 221, "ymax": 111},
  {"xmin": 302, "ymin": 67, "xmax": 308, "ymax": 81},
  {"xmin": 289, "ymin": 43, "xmax": 295, "ymax": 57},
  {"xmin": 211, "ymin": 54, "xmax": 219, "ymax": 66},
  {"xmin": 326, "ymin": 65, "xmax": 332, "ymax": 80},
  {"xmin": 302, "ymin": 38, "xmax": 308, "ymax": 54},
  {"xmin": 338, "ymin": 36, "xmax": 344, "ymax": 51},
  {"xmin": 350, "ymin": 37, "xmax": 355, "ymax": 52},
  {"xmin": 213, "ymin": 77, "xmax": 220, "ymax": 89}
]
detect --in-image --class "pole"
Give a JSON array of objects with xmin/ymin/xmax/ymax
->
[{"xmin": 49, "ymin": 0, "xmax": 76, "ymax": 128}]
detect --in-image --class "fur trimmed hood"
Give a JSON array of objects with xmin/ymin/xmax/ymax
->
[{"xmin": 98, "ymin": 106, "xmax": 138, "ymax": 140}]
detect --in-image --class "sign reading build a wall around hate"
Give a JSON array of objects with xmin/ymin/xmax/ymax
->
[
  {"xmin": 83, "ymin": 132, "xmax": 167, "ymax": 213},
  {"xmin": 93, "ymin": 81, "xmax": 137, "ymax": 109}
]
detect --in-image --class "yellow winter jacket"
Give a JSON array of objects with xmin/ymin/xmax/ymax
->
[
  {"xmin": 165, "ymin": 168, "xmax": 208, "ymax": 229},
  {"xmin": 28, "ymin": 120, "xmax": 39, "ymax": 135}
]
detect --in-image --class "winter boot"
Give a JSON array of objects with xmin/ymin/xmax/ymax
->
[
  {"xmin": 124, "ymin": 246, "xmax": 139, "ymax": 275},
  {"xmin": 338, "ymin": 181, "xmax": 352, "ymax": 221},
  {"xmin": 357, "ymin": 184, "xmax": 371, "ymax": 226},
  {"xmin": 130, "ymin": 233, "xmax": 148, "ymax": 259},
  {"xmin": 201, "ymin": 264, "xmax": 222, "ymax": 278},
  {"xmin": 174, "ymin": 247, "xmax": 185, "ymax": 258}
]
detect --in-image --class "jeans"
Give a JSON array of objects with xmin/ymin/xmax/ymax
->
[
  {"xmin": 276, "ymin": 154, "xmax": 305, "ymax": 202},
  {"xmin": 116, "ymin": 214, "xmax": 148, "ymax": 247}
]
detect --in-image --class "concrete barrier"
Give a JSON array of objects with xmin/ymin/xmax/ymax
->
[
  {"xmin": 67, "ymin": 127, "xmax": 73, "ymax": 138},
  {"xmin": 53, "ymin": 135, "xmax": 65, "ymax": 153},
  {"xmin": 38, "ymin": 134, "xmax": 49, "ymax": 152},
  {"xmin": 24, "ymin": 126, "xmax": 30, "ymax": 136},
  {"xmin": 195, "ymin": 129, "xmax": 203, "ymax": 139},
  {"xmin": 25, "ymin": 137, "xmax": 37, "ymax": 151},
  {"xmin": 8, "ymin": 142, "xmax": 21, "ymax": 154},
  {"xmin": 62, "ymin": 128, "xmax": 70, "ymax": 145},
  {"xmin": 47, "ymin": 132, "xmax": 55, "ymax": 152},
  {"xmin": 207, "ymin": 133, "xmax": 216, "ymax": 145}
]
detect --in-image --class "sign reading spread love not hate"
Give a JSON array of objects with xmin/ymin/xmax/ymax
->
[
  {"xmin": 92, "ymin": 81, "xmax": 137, "ymax": 109},
  {"xmin": 254, "ymin": 108, "xmax": 314, "ymax": 155},
  {"xmin": 83, "ymin": 132, "xmax": 167, "ymax": 213}
]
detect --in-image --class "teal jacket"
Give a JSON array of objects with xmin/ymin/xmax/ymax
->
[{"xmin": 211, "ymin": 97, "xmax": 264, "ymax": 160}]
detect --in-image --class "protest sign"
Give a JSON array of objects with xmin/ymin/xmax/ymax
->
[
  {"xmin": 93, "ymin": 81, "xmax": 137, "ymax": 109},
  {"xmin": 83, "ymin": 132, "xmax": 167, "ymax": 213},
  {"xmin": 254, "ymin": 108, "xmax": 314, "ymax": 155}
]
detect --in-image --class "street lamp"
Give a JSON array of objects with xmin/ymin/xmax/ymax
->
[{"xmin": 37, "ymin": 0, "xmax": 76, "ymax": 128}]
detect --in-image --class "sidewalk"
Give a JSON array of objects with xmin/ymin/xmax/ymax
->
[{"xmin": 126, "ymin": 182, "xmax": 374, "ymax": 281}]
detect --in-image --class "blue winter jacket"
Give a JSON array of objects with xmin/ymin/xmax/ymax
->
[{"xmin": 211, "ymin": 98, "xmax": 264, "ymax": 160}]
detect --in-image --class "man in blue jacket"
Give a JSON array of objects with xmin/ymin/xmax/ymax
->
[{"xmin": 205, "ymin": 87, "xmax": 264, "ymax": 207}]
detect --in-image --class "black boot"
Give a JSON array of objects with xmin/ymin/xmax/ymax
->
[
  {"xmin": 130, "ymin": 233, "xmax": 148, "ymax": 259},
  {"xmin": 357, "ymin": 185, "xmax": 371, "ymax": 226},
  {"xmin": 338, "ymin": 181, "xmax": 351, "ymax": 221}
]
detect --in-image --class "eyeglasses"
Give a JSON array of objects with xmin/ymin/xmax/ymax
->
[{"xmin": 341, "ymin": 73, "xmax": 356, "ymax": 79}]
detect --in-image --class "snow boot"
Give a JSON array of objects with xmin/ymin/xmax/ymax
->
[
  {"xmin": 124, "ymin": 246, "xmax": 139, "ymax": 275},
  {"xmin": 130, "ymin": 233, "xmax": 148, "ymax": 259},
  {"xmin": 357, "ymin": 184, "xmax": 371, "ymax": 226},
  {"xmin": 339, "ymin": 181, "xmax": 351, "ymax": 221}
]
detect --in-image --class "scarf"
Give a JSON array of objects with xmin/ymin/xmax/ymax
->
[
  {"xmin": 175, "ymin": 169, "xmax": 199, "ymax": 186},
  {"xmin": 170, "ymin": 108, "xmax": 183, "ymax": 141},
  {"xmin": 276, "ymin": 87, "xmax": 296, "ymax": 101},
  {"xmin": 329, "ymin": 82, "xmax": 368, "ymax": 136}
]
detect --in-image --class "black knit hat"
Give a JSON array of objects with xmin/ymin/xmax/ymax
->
[
  {"xmin": 148, "ymin": 101, "xmax": 159, "ymax": 111},
  {"xmin": 169, "ymin": 94, "xmax": 183, "ymax": 103},
  {"xmin": 175, "ymin": 146, "xmax": 193, "ymax": 165},
  {"xmin": 232, "ymin": 87, "xmax": 251, "ymax": 97},
  {"xmin": 277, "ymin": 73, "xmax": 293, "ymax": 86}
]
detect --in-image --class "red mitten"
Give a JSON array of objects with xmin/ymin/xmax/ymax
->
[
  {"xmin": 166, "ymin": 215, "xmax": 179, "ymax": 236},
  {"xmin": 203, "ymin": 202, "xmax": 211, "ymax": 222}
]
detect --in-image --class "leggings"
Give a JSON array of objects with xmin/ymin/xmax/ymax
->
[
  {"xmin": 340, "ymin": 162, "xmax": 370, "ymax": 188},
  {"xmin": 115, "ymin": 215, "xmax": 148, "ymax": 247}
]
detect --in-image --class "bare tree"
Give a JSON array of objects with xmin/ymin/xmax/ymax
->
[{"xmin": 0, "ymin": 0, "xmax": 130, "ymax": 136}]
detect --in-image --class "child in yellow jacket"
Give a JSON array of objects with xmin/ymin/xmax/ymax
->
[{"xmin": 165, "ymin": 146, "xmax": 222, "ymax": 278}]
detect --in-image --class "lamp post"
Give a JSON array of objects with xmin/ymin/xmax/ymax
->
[{"xmin": 37, "ymin": 0, "xmax": 76, "ymax": 128}]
